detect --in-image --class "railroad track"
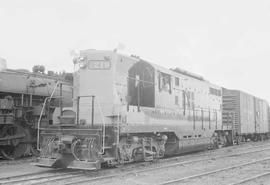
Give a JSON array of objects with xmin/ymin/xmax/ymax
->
[
  {"xmin": 0, "ymin": 169, "xmax": 85, "ymax": 185},
  {"xmin": 228, "ymin": 172, "xmax": 270, "ymax": 185},
  {"xmin": 62, "ymin": 145, "xmax": 270, "ymax": 185},
  {"xmin": 2, "ymin": 141, "xmax": 270, "ymax": 185},
  {"xmin": 157, "ymin": 157, "xmax": 270, "ymax": 185}
]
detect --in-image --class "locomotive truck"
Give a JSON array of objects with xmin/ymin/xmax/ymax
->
[{"xmin": 0, "ymin": 64, "xmax": 73, "ymax": 159}]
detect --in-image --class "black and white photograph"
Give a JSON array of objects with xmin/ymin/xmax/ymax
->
[{"xmin": 1, "ymin": 0, "xmax": 270, "ymax": 184}]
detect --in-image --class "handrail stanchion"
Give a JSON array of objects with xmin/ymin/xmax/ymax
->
[
  {"xmin": 96, "ymin": 97, "xmax": 106, "ymax": 154},
  {"xmin": 77, "ymin": 95, "xmax": 105, "ymax": 153},
  {"xmin": 60, "ymin": 83, "xmax": 63, "ymax": 116},
  {"xmin": 91, "ymin": 96, "xmax": 95, "ymax": 127},
  {"xmin": 77, "ymin": 97, "xmax": 80, "ymax": 125}
]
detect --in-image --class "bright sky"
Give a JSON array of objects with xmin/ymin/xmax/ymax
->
[{"xmin": 1, "ymin": 0, "xmax": 270, "ymax": 101}]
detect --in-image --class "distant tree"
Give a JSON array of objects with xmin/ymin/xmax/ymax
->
[
  {"xmin": 39, "ymin": 65, "xmax": 45, "ymax": 74},
  {"xmin": 47, "ymin": 70, "xmax": 54, "ymax": 76},
  {"xmin": 32, "ymin": 65, "xmax": 39, "ymax": 73},
  {"xmin": 32, "ymin": 65, "xmax": 45, "ymax": 74}
]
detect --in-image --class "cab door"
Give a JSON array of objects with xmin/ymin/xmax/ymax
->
[{"xmin": 128, "ymin": 61, "xmax": 155, "ymax": 108}]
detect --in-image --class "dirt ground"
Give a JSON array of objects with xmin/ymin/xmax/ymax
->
[
  {"xmin": 85, "ymin": 141, "xmax": 270, "ymax": 185},
  {"xmin": 0, "ymin": 158, "xmax": 49, "ymax": 179}
]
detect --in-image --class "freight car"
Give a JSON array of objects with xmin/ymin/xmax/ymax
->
[
  {"xmin": 36, "ymin": 49, "xmax": 229, "ymax": 170},
  {"xmin": 222, "ymin": 88, "xmax": 270, "ymax": 142},
  {"xmin": 0, "ymin": 63, "xmax": 73, "ymax": 159}
]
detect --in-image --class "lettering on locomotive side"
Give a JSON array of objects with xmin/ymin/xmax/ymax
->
[{"xmin": 143, "ymin": 109, "xmax": 210, "ymax": 121}]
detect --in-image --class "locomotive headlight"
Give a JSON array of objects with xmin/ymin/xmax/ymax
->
[
  {"xmin": 79, "ymin": 61, "xmax": 87, "ymax": 69},
  {"xmin": 73, "ymin": 55, "xmax": 87, "ymax": 69},
  {"xmin": 132, "ymin": 136, "xmax": 139, "ymax": 143},
  {"xmin": 78, "ymin": 56, "xmax": 85, "ymax": 61}
]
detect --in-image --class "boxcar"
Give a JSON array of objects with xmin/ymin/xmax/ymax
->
[{"xmin": 222, "ymin": 88, "xmax": 269, "ymax": 141}]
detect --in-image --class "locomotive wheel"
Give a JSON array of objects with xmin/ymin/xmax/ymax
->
[
  {"xmin": 1, "ymin": 144, "xmax": 27, "ymax": 160},
  {"xmin": 0, "ymin": 125, "xmax": 32, "ymax": 160}
]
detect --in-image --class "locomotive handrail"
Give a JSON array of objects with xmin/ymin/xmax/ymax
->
[
  {"xmin": 76, "ymin": 95, "xmax": 106, "ymax": 154},
  {"xmin": 37, "ymin": 81, "xmax": 62, "ymax": 151},
  {"xmin": 127, "ymin": 76, "xmax": 156, "ymax": 85}
]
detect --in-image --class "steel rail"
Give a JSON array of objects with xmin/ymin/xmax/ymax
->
[
  {"xmin": 63, "ymin": 146, "xmax": 270, "ymax": 185},
  {"xmin": 228, "ymin": 171, "xmax": 270, "ymax": 185},
  {"xmin": 27, "ymin": 172, "xmax": 86, "ymax": 185},
  {"xmin": 132, "ymin": 146, "xmax": 270, "ymax": 174},
  {"xmin": 64, "ymin": 173, "xmax": 120, "ymax": 185},
  {"xmin": 0, "ymin": 171, "xmax": 83, "ymax": 185},
  {"xmin": 0, "ymin": 169, "xmax": 60, "ymax": 181},
  {"xmin": 157, "ymin": 157, "xmax": 270, "ymax": 185}
]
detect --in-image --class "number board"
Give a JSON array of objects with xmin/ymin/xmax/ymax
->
[{"xmin": 87, "ymin": 60, "xmax": 111, "ymax": 70}]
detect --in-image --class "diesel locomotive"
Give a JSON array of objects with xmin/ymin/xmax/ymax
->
[
  {"xmin": 0, "ymin": 63, "xmax": 73, "ymax": 159},
  {"xmin": 36, "ymin": 49, "xmax": 237, "ymax": 170}
]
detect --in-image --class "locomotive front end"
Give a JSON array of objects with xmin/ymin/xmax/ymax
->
[
  {"xmin": 36, "ymin": 50, "xmax": 118, "ymax": 170},
  {"xmin": 37, "ymin": 124, "xmax": 103, "ymax": 170}
]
